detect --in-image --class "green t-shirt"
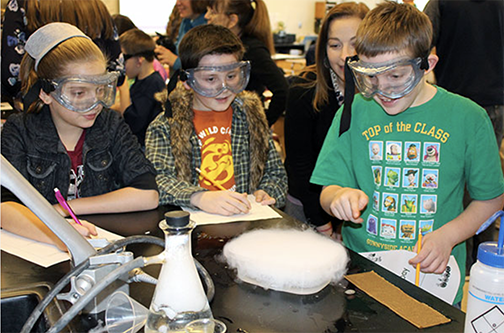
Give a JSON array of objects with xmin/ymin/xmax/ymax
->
[{"xmin": 311, "ymin": 87, "xmax": 504, "ymax": 304}]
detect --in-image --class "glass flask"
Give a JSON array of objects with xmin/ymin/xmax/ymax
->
[{"xmin": 145, "ymin": 211, "xmax": 212, "ymax": 333}]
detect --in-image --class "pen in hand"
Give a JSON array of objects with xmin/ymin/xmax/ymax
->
[
  {"xmin": 54, "ymin": 188, "xmax": 82, "ymax": 226},
  {"xmin": 415, "ymin": 232, "xmax": 422, "ymax": 286}
]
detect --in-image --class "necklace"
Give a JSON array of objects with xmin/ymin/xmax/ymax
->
[{"xmin": 329, "ymin": 68, "xmax": 345, "ymax": 106}]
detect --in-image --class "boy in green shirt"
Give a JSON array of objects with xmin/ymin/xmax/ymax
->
[{"xmin": 311, "ymin": 2, "xmax": 504, "ymax": 305}]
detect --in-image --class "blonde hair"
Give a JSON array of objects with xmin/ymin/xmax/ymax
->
[
  {"xmin": 355, "ymin": 1, "xmax": 432, "ymax": 59},
  {"xmin": 25, "ymin": 0, "xmax": 115, "ymax": 39},
  {"xmin": 20, "ymin": 37, "xmax": 106, "ymax": 113},
  {"xmin": 304, "ymin": 2, "xmax": 369, "ymax": 111}
]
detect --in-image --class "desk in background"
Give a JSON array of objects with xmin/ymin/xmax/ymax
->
[{"xmin": 272, "ymin": 53, "xmax": 306, "ymax": 77}]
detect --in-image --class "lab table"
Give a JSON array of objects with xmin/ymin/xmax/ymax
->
[{"xmin": 1, "ymin": 206, "xmax": 466, "ymax": 332}]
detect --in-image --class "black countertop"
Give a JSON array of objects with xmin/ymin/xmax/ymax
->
[{"xmin": 1, "ymin": 206, "xmax": 465, "ymax": 332}]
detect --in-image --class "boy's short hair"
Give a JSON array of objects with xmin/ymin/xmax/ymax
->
[
  {"xmin": 119, "ymin": 28, "xmax": 156, "ymax": 62},
  {"xmin": 355, "ymin": 1, "xmax": 432, "ymax": 59},
  {"xmin": 178, "ymin": 24, "xmax": 245, "ymax": 70}
]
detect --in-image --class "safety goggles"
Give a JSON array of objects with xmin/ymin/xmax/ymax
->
[
  {"xmin": 181, "ymin": 61, "xmax": 251, "ymax": 98},
  {"xmin": 49, "ymin": 72, "xmax": 119, "ymax": 112},
  {"xmin": 348, "ymin": 57, "xmax": 426, "ymax": 99},
  {"xmin": 123, "ymin": 50, "xmax": 155, "ymax": 62}
]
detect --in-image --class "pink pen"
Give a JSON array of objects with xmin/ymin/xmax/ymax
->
[{"xmin": 54, "ymin": 188, "xmax": 82, "ymax": 226}]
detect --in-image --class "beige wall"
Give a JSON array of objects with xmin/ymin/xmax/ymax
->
[
  {"xmin": 265, "ymin": 0, "xmax": 381, "ymax": 39},
  {"xmin": 101, "ymin": 0, "xmax": 383, "ymax": 40}
]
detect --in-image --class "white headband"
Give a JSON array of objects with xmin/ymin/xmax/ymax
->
[{"xmin": 25, "ymin": 22, "xmax": 91, "ymax": 71}]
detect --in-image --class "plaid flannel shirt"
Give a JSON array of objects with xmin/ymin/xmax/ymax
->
[{"xmin": 145, "ymin": 98, "xmax": 287, "ymax": 208}]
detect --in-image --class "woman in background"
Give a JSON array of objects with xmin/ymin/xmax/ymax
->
[
  {"xmin": 284, "ymin": 2, "xmax": 369, "ymax": 237},
  {"xmin": 205, "ymin": 0, "xmax": 289, "ymax": 127},
  {"xmin": 1, "ymin": 0, "xmax": 123, "ymax": 110},
  {"xmin": 154, "ymin": 0, "xmax": 211, "ymax": 73}
]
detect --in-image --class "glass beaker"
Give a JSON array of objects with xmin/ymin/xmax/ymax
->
[{"xmin": 145, "ymin": 211, "xmax": 212, "ymax": 333}]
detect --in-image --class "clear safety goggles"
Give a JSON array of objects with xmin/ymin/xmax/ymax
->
[
  {"xmin": 348, "ymin": 57, "xmax": 426, "ymax": 99},
  {"xmin": 181, "ymin": 61, "xmax": 251, "ymax": 98},
  {"xmin": 50, "ymin": 72, "xmax": 119, "ymax": 112}
]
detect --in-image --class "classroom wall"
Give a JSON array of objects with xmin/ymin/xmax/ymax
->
[
  {"xmin": 265, "ymin": 0, "xmax": 382, "ymax": 39},
  {"xmin": 102, "ymin": 0, "xmax": 383, "ymax": 40},
  {"xmin": 5, "ymin": 0, "xmax": 425, "ymax": 41}
]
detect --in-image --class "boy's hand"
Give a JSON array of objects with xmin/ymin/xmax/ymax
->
[
  {"xmin": 190, "ymin": 191, "xmax": 251, "ymax": 216},
  {"xmin": 408, "ymin": 230, "xmax": 452, "ymax": 274},
  {"xmin": 328, "ymin": 188, "xmax": 368, "ymax": 223},
  {"xmin": 253, "ymin": 190, "xmax": 276, "ymax": 206}
]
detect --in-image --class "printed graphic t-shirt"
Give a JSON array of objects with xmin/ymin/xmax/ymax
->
[
  {"xmin": 193, "ymin": 106, "xmax": 236, "ymax": 191},
  {"xmin": 66, "ymin": 130, "xmax": 86, "ymax": 200},
  {"xmin": 311, "ymin": 87, "xmax": 504, "ymax": 304}
]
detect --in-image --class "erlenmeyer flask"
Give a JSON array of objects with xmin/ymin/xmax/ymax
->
[{"xmin": 145, "ymin": 211, "xmax": 212, "ymax": 333}]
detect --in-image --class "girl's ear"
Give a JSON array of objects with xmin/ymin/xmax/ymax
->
[{"xmin": 39, "ymin": 89, "xmax": 52, "ymax": 105}]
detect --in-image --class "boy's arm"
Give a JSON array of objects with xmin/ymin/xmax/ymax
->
[
  {"xmin": 256, "ymin": 137, "xmax": 288, "ymax": 207},
  {"xmin": 320, "ymin": 185, "xmax": 369, "ymax": 223},
  {"xmin": 145, "ymin": 118, "xmax": 207, "ymax": 207},
  {"xmin": 409, "ymin": 194, "xmax": 504, "ymax": 273}
]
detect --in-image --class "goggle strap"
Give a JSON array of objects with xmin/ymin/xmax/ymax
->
[
  {"xmin": 420, "ymin": 56, "xmax": 429, "ymax": 70},
  {"xmin": 162, "ymin": 69, "xmax": 180, "ymax": 118},
  {"xmin": 23, "ymin": 79, "xmax": 55, "ymax": 112},
  {"xmin": 340, "ymin": 55, "xmax": 359, "ymax": 136}
]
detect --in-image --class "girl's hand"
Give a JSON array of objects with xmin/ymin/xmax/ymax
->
[
  {"xmin": 65, "ymin": 218, "xmax": 98, "ymax": 238},
  {"xmin": 154, "ymin": 45, "xmax": 178, "ymax": 67},
  {"xmin": 190, "ymin": 191, "xmax": 251, "ymax": 216},
  {"xmin": 328, "ymin": 188, "xmax": 368, "ymax": 223},
  {"xmin": 253, "ymin": 190, "xmax": 276, "ymax": 206},
  {"xmin": 56, "ymin": 219, "xmax": 98, "ymax": 252},
  {"xmin": 408, "ymin": 230, "xmax": 453, "ymax": 274}
]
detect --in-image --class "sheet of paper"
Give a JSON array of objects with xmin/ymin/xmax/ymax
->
[
  {"xmin": 0, "ymin": 227, "xmax": 123, "ymax": 268},
  {"xmin": 359, "ymin": 250, "xmax": 460, "ymax": 304},
  {"xmin": 182, "ymin": 194, "xmax": 282, "ymax": 225}
]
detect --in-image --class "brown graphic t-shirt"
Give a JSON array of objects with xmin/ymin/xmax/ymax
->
[{"xmin": 193, "ymin": 106, "xmax": 236, "ymax": 191}]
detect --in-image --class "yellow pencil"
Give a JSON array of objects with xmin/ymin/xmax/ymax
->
[
  {"xmin": 195, "ymin": 168, "xmax": 227, "ymax": 191},
  {"xmin": 415, "ymin": 232, "xmax": 422, "ymax": 286}
]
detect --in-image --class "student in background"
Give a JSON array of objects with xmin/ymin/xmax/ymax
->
[
  {"xmin": 205, "ymin": 0, "xmax": 288, "ymax": 127},
  {"xmin": 154, "ymin": 0, "xmax": 210, "ymax": 73},
  {"xmin": 1, "ymin": 23, "xmax": 159, "ymax": 250},
  {"xmin": 311, "ymin": 2, "xmax": 504, "ymax": 305},
  {"xmin": 112, "ymin": 14, "xmax": 168, "ymax": 81},
  {"xmin": 423, "ymin": 0, "xmax": 504, "ymax": 272},
  {"xmin": 115, "ymin": 29, "xmax": 166, "ymax": 147},
  {"xmin": 146, "ymin": 24, "xmax": 287, "ymax": 215},
  {"xmin": 1, "ymin": 0, "xmax": 124, "ymax": 111},
  {"xmin": 284, "ymin": 2, "xmax": 369, "ymax": 237},
  {"xmin": 165, "ymin": 5, "xmax": 183, "ymax": 46}
]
